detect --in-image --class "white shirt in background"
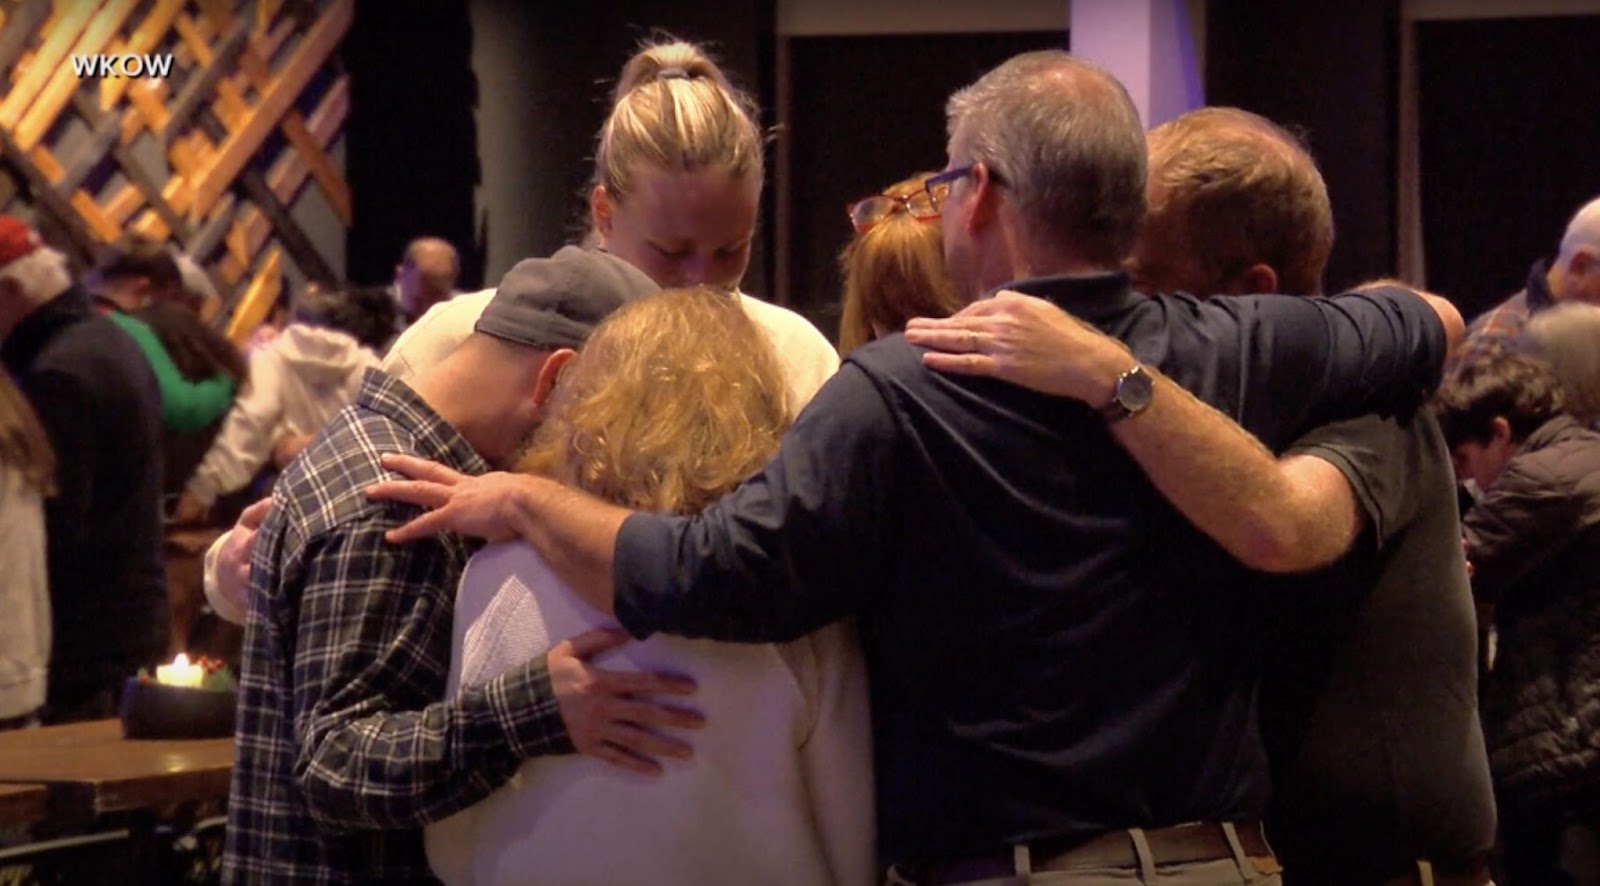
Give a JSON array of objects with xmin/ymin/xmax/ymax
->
[
  {"xmin": 0, "ymin": 467, "xmax": 49, "ymax": 719},
  {"xmin": 185, "ymin": 324, "xmax": 379, "ymax": 507}
]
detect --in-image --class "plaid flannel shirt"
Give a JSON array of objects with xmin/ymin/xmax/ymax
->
[
  {"xmin": 223, "ymin": 370, "xmax": 573, "ymax": 884},
  {"xmin": 1446, "ymin": 259, "xmax": 1554, "ymax": 378}
]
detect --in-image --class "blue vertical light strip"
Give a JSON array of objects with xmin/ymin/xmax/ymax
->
[
  {"xmin": 1068, "ymin": 0, "xmax": 1205, "ymax": 128},
  {"xmin": 1149, "ymin": 0, "xmax": 1205, "ymax": 126}
]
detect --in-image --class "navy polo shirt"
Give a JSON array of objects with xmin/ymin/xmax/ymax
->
[{"xmin": 614, "ymin": 272, "xmax": 1445, "ymax": 865}]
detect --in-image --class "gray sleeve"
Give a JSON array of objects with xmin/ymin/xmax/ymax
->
[{"xmin": 1286, "ymin": 413, "xmax": 1442, "ymax": 549}]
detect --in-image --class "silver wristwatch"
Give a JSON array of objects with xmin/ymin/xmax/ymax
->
[{"xmin": 1100, "ymin": 364, "xmax": 1154, "ymax": 423}]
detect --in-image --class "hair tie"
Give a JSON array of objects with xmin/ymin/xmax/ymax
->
[{"xmin": 657, "ymin": 66, "xmax": 690, "ymax": 81}]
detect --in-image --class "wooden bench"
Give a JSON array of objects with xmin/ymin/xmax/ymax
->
[
  {"xmin": 0, "ymin": 784, "xmax": 47, "ymax": 828},
  {"xmin": 0, "ymin": 719, "xmax": 231, "ymax": 827}
]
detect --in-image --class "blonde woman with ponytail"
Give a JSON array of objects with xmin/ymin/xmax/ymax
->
[
  {"xmin": 586, "ymin": 38, "xmax": 838, "ymax": 412},
  {"xmin": 385, "ymin": 37, "xmax": 839, "ymax": 414}
]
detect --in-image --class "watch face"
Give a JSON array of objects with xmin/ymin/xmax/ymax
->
[{"xmin": 1118, "ymin": 367, "xmax": 1154, "ymax": 413}]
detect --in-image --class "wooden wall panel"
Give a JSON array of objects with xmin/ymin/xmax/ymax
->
[{"xmin": 0, "ymin": 0, "xmax": 351, "ymax": 336}]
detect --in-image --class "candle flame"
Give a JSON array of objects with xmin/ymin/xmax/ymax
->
[{"xmin": 173, "ymin": 653, "xmax": 190, "ymax": 667}]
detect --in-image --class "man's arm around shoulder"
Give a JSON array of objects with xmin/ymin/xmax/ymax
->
[{"xmin": 1352, "ymin": 278, "xmax": 1464, "ymax": 356}]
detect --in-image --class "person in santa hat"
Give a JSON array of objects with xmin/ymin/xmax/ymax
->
[{"xmin": 0, "ymin": 215, "xmax": 169, "ymax": 724}]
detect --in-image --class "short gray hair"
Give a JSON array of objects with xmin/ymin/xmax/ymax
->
[
  {"xmin": 945, "ymin": 51, "xmax": 1147, "ymax": 266},
  {"xmin": 1522, "ymin": 300, "xmax": 1600, "ymax": 424}
]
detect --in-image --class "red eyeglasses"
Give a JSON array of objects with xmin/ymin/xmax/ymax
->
[{"xmin": 845, "ymin": 190, "xmax": 940, "ymax": 233}]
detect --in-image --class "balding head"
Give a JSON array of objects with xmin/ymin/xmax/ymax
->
[
  {"xmin": 395, "ymin": 236, "xmax": 460, "ymax": 321},
  {"xmin": 1559, "ymin": 196, "xmax": 1600, "ymax": 258},
  {"xmin": 1134, "ymin": 106, "xmax": 1333, "ymax": 298},
  {"xmin": 1552, "ymin": 196, "xmax": 1600, "ymax": 305}
]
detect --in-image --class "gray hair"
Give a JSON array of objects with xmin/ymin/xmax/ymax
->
[
  {"xmin": 1522, "ymin": 300, "xmax": 1600, "ymax": 424},
  {"xmin": 945, "ymin": 50, "xmax": 1147, "ymax": 266}
]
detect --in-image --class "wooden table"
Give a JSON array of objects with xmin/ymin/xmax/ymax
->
[
  {"xmin": 0, "ymin": 719, "xmax": 232, "ymax": 824},
  {"xmin": 0, "ymin": 783, "xmax": 48, "ymax": 826}
]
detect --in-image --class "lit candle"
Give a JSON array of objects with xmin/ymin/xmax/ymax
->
[{"xmin": 155, "ymin": 653, "xmax": 204, "ymax": 688}]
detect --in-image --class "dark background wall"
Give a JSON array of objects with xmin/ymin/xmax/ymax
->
[
  {"xmin": 345, "ymin": 1, "xmax": 481, "ymax": 288},
  {"xmin": 346, "ymin": 0, "xmax": 772, "ymax": 293},
  {"xmin": 1416, "ymin": 14, "xmax": 1600, "ymax": 319},
  {"xmin": 781, "ymin": 31, "xmax": 1065, "ymax": 337},
  {"xmin": 344, "ymin": 3, "xmax": 1600, "ymax": 333},
  {"xmin": 1205, "ymin": 0, "xmax": 1400, "ymax": 296}
]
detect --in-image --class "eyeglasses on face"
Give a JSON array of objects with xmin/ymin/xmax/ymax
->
[
  {"xmin": 923, "ymin": 163, "xmax": 1004, "ymax": 212},
  {"xmin": 845, "ymin": 191, "xmax": 940, "ymax": 233}
]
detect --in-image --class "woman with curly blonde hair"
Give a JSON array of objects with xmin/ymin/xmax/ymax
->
[
  {"xmin": 837, "ymin": 172, "xmax": 964, "ymax": 355},
  {"xmin": 518, "ymin": 288, "xmax": 790, "ymax": 514},
  {"xmin": 425, "ymin": 289, "xmax": 873, "ymax": 886},
  {"xmin": 0, "ymin": 371, "xmax": 53, "ymax": 727}
]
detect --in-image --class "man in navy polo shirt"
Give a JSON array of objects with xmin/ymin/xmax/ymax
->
[
  {"xmin": 909, "ymin": 106, "xmax": 1491, "ymax": 884},
  {"xmin": 371, "ymin": 51, "xmax": 1459, "ymax": 885}
]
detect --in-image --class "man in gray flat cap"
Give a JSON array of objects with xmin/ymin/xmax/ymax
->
[{"xmin": 224, "ymin": 247, "xmax": 705, "ymax": 884}]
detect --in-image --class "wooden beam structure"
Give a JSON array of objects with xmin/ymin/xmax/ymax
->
[{"xmin": 0, "ymin": 0, "xmax": 350, "ymax": 343}]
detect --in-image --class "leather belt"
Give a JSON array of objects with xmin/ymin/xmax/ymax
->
[{"xmin": 911, "ymin": 822, "xmax": 1275, "ymax": 885}]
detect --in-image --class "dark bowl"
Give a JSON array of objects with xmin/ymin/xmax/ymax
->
[{"xmin": 118, "ymin": 678, "xmax": 237, "ymax": 739}]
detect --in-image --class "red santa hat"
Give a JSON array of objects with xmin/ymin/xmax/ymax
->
[
  {"xmin": 0, "ymin": 216, "xmax": 43, "ymax": 272},
  {"xmin": 0, "ymin": 217, "xmax": 71, "ymax": 302}
]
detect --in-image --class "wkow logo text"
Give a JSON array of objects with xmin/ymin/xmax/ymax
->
[{"xmin": 70, "ymin": 53, "xmax": 175, "ymax": 78}]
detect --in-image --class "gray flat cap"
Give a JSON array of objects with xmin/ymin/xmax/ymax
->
[{"xmin": 475, "ymin": 246, "xmax": 658, "ymax": 349}]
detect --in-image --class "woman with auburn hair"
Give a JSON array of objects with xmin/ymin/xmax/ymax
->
[
  {"xmin": 425, "ymin": 289, "xmax": 873, "ymax": 886},
  {"xmin": 0, "ymin": 371, "xmax": 54, "ymax": 727},
  {"xmin": 838, "ymin": 172, "xmax": 964, "ymax": 355}
]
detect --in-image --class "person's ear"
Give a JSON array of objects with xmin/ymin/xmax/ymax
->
[
  {"xmin": 589, "ymin": 186, "xmax": 614, "ymax": 240},
  {"xmin": 532, "ymin": 348, "xmax": 578, "ymax": 411},
  {"xmin": 130, "ymin": 277, "xmax": 154, "ymax": 308},
  {"xmin": 1232, "ymin": 263, "xmax": 1279, "ymax": 295},
  {"xmin": 965, "ymin": 163, "xmax": 1004, "ymax": 231},
  {"xmin": 1489, "ymin": 416, "xmax": 1513, "ymax": 447}
]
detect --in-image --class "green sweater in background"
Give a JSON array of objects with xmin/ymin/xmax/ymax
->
[{"xmin": 105, "ymin": 310, "xmax": 236, "ymax": 433}]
